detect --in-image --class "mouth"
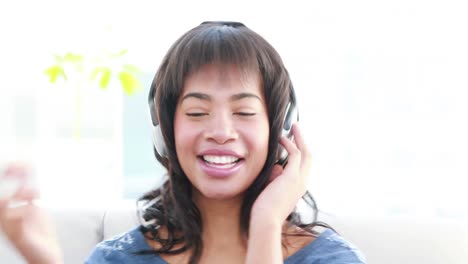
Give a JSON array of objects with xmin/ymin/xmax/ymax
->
[{"xmin": 199, "ymin": 155, "xmax": 243, "ymax": 169}]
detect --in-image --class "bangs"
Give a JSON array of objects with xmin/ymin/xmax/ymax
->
[{"xmin": 169, "ymin": 23, "xmax": 261, "ymax": 85}]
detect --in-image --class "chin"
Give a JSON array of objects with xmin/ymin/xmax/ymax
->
[{"xmin": 196, "ymin": 187, "xmax": 244, "ymax": 201}]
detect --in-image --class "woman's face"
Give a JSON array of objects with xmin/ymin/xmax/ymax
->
[{"xmin": 174, "ymin": 64, "xmax": 269, "ymax": 200}]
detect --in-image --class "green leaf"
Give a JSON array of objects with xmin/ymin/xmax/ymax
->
[
  {"xmin": 107, "ymin": 49, "xmax": 128, "ymax": 59},
  {"xmin": 90, "ymin": 67, "xmax": 103, "ymax": 80},
  {"xmin": 118, "ymin": 71, "xmax": 142, "ymax": 95},
  {"xmin": 90, "ymin": 67, "xmax": 112, "ymax": 89},
  {"xmin": 44, "ymin": 65, "xmax": 66, "ymax": 83},
  {"xmin": 99, "ymin": 68, "xmax": 112, "ymax": 89},
  {"xmin": 63, "ymin": 52, "xmax": 84, "ymax": 63},
  {"xmin": 117, "ymin": 49, "xmax": 128, "ymax": 57},
  {"xmin": 53, "ymin": 54, "xmax": 64, "ymax": 63},
  {"xmin": 122, "ymin": 64, "xmax": 141, "ymax": 74}
]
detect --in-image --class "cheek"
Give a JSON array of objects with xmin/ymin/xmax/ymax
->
[
  {"xmin": 245, "ymin": 121, "xmax": 270, "ymax": 157},
  {"xmin": 174, "ymin": 117, "xmax": 198, "ymax": 155},
  {"xmin": 174, "ymin": 112, "xmax": 193, "ymax": 156}
]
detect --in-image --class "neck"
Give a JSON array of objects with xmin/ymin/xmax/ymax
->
[{"xmin": 192, "ymin": 191, "xmax": 247, "ymax": 249}]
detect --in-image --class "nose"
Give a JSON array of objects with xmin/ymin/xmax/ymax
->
[{"xmin": 204, "ymin": 112, "xmax": 238, "ymax": 144}]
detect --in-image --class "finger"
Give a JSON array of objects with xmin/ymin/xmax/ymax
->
[
  {"xmin": 290, "ymin": 123, "xmax": 311, "ymax": 158},
  {"xmin": 279, "ymin": 135, "xmax": 298, "ymax": 154},
  {"xmin": 290, "ymin": 123, "xmax": 305, "ymax": 151},
  {"xmin": 279, "ymin": 124, "xmax": 312, "ymax": 186},
  {"xmin": 0, "ymin": 199, "xmax": 8, "ymax": 216},
  {"xmin": 268, "ymin": 164, "xmax": 284, "ymax": 183},
  {"xmin": 290, "ymin": 123, "xmax": 312, "ymax": 170},
  {"xmin": 12, "ymin": 185, "xmax": 41, "ymax": 202},
  {"xmin": 1, "ymin": 164, "xmax": 33, "ymax": 201},
  {"xmin": 2, "ymin": 163, "xmax": 30, "ymax": 181},
  {"xmin": 279, "ymin": 136, "xmax": 301, "ymax": 173},
  {"xmin": 0, "ymin": 194, "xmax": 12, "ymax": 221}
]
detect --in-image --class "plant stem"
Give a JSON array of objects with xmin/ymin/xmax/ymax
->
[{"xmin": 73, "ymin": 80, "xmax": 82, "ymax": 140}]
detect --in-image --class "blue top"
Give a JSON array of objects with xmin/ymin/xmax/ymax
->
[{"xmin": 85, "ymin": 226, "xmax": 366, "ymax": 263}]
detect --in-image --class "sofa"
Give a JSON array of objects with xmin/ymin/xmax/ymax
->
[{"xmin": 1, "ymin": 200, "xmax": 467, "ymax": 264}]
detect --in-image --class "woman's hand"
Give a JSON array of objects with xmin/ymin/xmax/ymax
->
[
  {"xmin": 251, "ymin": 123, "xmax": 312, "ymax": 226},
  {"xmin": 0, "ymin": 163, "xmax": 63, "ymax": 264},
  {"xmin": 246, "ymin": 123, "xmax": 312, "ymax": 263}
]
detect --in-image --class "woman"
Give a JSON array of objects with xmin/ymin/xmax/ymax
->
[{"xmin": 0, "ymin": 21, "xmax": 366, "ymax": 263}]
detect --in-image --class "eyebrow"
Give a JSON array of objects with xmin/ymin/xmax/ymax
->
[{"xmin": 181, "ymin": 92, "xmax": 262, "ymax": 103}]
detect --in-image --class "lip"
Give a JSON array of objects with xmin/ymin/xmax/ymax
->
[
  {"xmin": 198, "ymin": 149, "xmax": 243, "ymax": 158},
  {"xmin": 197, "ymin": 157, "xmax": 244, "ymax": 178}
]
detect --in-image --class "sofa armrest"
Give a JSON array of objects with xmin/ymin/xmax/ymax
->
[{"xmin": 53, "ymin": 207, "xmax": 106, "ymax": 264}]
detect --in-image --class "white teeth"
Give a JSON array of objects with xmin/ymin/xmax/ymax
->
[
  {"xmin": 206, "ymin": 163, "xmax": 237, "ymax": 169},
  {"xmin": 203, "ymin": 155, "xmax": 239, "ymax": 164}
]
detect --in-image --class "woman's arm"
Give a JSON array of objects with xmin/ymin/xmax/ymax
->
[
  {"xmin": 0, "ymin": 164, "xmax": 63, "ymax": 264},
  {"xmin": 245, "ymin": 217, "xmax": 283, "ymax": 264},
  {"xmin": 246, "ymin": 123, "xmax": 312, "ymax": 263}
]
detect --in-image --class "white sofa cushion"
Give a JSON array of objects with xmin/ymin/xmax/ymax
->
[
  {"xmin": 101, "ymin": 200, "xmax": 140, "ymax": 240},
  {"xmin": 319, "ymin": 214, "xmax": 468, "ymax": 264}
]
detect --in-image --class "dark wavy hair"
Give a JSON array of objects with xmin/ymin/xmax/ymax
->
[{"xmin": 136, "ymin": 21, "xmax": 329, "ymax": 264}]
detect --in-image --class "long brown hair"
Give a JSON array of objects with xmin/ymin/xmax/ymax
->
[{"xmin": 137, "ymin": 21, "xmax": 326, "ymax": 264}]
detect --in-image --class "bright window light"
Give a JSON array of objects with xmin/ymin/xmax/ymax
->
[{"xmin": 1, "ymin": 0, "xmax": 467, "ymax": 218}]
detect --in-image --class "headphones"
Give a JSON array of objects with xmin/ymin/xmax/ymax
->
[
  {"xmin": 148, "ymin": 85, "xmax": 168, "ymax": 158},
  {"xmin": 276, "ymin": 100, "xmax": 299, "ymax": 166},
  {"xmin": 148, "ymin": 87, "xmax": 298, "ymax": 165}
]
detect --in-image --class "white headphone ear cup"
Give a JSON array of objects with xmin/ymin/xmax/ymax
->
[
  {"xmin": 152, "ymin": 125, "xmax": 168, "ymax": 158},
  {"xmin": 276, "ymin": 101, "xmax": 298, "ymax": 165},
  {"xmin": 277, "ymin": 128, "xmax": 289, "ymax": 163}
]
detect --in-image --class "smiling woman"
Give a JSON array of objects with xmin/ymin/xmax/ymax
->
[
  {"xmin": 0, "ymin": 20, "xmax": 367, "ymax": 264},
  {"xmin": 2, "ymin": 0, "xmax": 468, "ymax": 263},
  {"xmin": 87, "ymin": 21, "xmax": 366, "ymax": 264}
]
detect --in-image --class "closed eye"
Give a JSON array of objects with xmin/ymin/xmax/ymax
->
[
  {"xmin": 234, "ymin": 112, "xmax": 256, "ymax": 116},
  {"xmin": 186, "ymin": 113, "xmax": 208, "ymax": 117}
]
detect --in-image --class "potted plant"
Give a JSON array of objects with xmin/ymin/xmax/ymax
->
[{"xmin": 44, "ymin": 49, "xmax": 142, "ymax": 139}]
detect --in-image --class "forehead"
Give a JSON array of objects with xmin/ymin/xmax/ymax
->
[{"xmin": 182, "ymin": 63, "xmax": 262, "ymax": 95}]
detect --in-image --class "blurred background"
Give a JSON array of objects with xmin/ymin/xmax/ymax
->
[{"xmin": 1, "ymin": 0, "xmax": 467, "ymax": 220}]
